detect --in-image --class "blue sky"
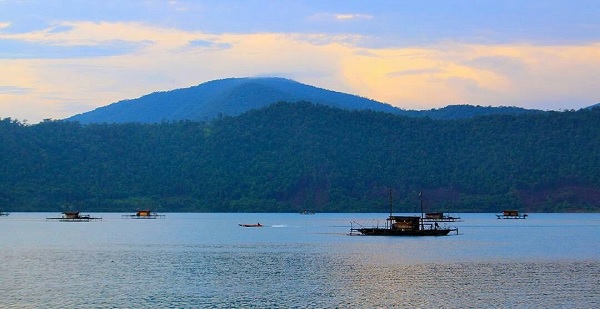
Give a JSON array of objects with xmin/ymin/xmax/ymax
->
[{"xmin": 1, "ymin": 0, "xmax": 599, "ymax": 122}]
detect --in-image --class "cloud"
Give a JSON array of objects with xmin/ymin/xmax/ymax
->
[
  {"xmin": 334, "ymin": 14, "xmax": 373, "ymax": 21},
  {"xmin": 291, "ymin": 33, "xmax": 363, "ymax": 47},
  {"xmin": 309, "ymin": 13, "xmax": 373, "ymax": 22},
  {"xmin": 464, "ymin": 55, "xmax": 526, "ymax": 75},
  {"xmin": 0, "ymin": 21, "xmax": 159, "ymax": 59},
  {"xmin": 339, "ymin": 43, "xmax": 600, "ymax": 110},
  {"xmin": 388, "ymin": 68, "xmax": 442, "ymax": 77},
  {"xmin": 167, "ymin": 0, "xmax": 189, "ymax": 11},
  {"xmin": 48, "ymin": 25, "xmax": 75, "ymax": 34},
  {"xmin": 186, "ymin": 39, "xmax": 232, "ymax": 50},
  {"xmin": 1, "ymin": 20, "xmax": 599, "ymax": 123},
  {"xmin": 0, "ymin": 85, "xmax": 31, "ymax": 94},
  {"xmin": 0, "ymin": 22, "xmax": 348, "ymax": 122},
  {"xmin": 0, "ymin": 38, "xmax": 146, "ymax": 59}
]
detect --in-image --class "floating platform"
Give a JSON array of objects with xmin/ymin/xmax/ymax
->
[
  {"xmin": 47, "ymin": 211, "xmax": 102, "ymax": 222},
  {"xmin": 421, "ymin": 212, "xmax": 462, "ymax": 222},
  {"xmin": 122, "ymin": 210, "xmax": 165, "ymax": 219},
  {"xmin": 496, "ymin": 210, "xmax": 528, "ymax": 219}
]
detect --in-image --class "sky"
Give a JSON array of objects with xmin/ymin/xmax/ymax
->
[{"xmin": 1, "ymin": 0, "xmax": 599, "ymax": 123}]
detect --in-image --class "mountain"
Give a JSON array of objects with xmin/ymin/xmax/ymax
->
[
  {"xmin": 66, "ymin": 77, "xmax": 401, "ymax": 123},
  {"xmin": 66, "ymin": 77, "xmax": 541, "ymax": 123},
  {"xmin": 586, "ymin": 103, "xmax": 600, "ymax": 110}
]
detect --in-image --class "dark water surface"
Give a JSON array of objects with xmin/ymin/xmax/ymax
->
[{"xmin": 1, "ymin": 213, "xmax": 598, "ymax": 308}]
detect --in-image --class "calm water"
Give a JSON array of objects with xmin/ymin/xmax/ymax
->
[{"xmin": 1, "ymin": 213, "xmax": 599, "ymax": 308}]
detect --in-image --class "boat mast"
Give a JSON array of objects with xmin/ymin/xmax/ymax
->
[
  {"xmin": 389, "ymin": 189, "xmax": 393, "ymax": 217},
  {"xmin": 388, "ymin": 189, "xmax": 393, "ymax": 229},
  {"xmin": 419, "ymin": 191, "xmax": 424, "ymax": 229}
]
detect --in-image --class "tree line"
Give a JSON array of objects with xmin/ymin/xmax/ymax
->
[{"xmin": 1, "ymin": 102, "xmax": 599, "ymax": 213}]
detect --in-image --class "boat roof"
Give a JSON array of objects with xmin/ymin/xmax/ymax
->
[{"xmin": 388, "ymin": 216, "xmax": 420, "ymax": 220}]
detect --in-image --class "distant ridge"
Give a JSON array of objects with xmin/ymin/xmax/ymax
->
[
  {"xmin": 586, "ymin": 102, "xmax": 600, "ymax": 110},
  {"xmin": 66, "ymin": 77, "xmax": 543, "ymax": 124},
  {"xmin": 414, "ymin": 104, "xmax": 544, "ymax": 119}
]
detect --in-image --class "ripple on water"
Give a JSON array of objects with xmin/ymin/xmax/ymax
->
[{"xmin": 1, "ymin": 246, "xmax": 599, "ymax": 308}]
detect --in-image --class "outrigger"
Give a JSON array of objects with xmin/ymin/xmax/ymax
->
[
  {"xmin": 122, "ymin": 209, "xmax": 165, "ymax": 219},
  {"xmin": 350, "ymin": 191, "xmax": 458, "ymax": 236},
  {"xmin": 47, "ymin": 211, "xmax": 102, "ymax": 222}
]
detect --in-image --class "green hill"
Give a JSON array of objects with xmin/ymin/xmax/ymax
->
[{"xmin": 3, "ymin": 102, "xmax": 600, "ymax": 213}]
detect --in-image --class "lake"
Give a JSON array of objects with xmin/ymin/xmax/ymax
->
[{"xmin": 1, "ymin": 213, "xmax": 599, "ymax": 308}]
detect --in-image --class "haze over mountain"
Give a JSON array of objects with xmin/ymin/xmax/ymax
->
[{"xmin": 66, "ymin": 77, "xmax": 541, "ymax": 123}]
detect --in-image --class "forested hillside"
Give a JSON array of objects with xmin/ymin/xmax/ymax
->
[{"xmin": 2, "ymin": 102, "xmax": 600, "ymax": 213}]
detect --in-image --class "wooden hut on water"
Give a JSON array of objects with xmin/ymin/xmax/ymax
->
[
  {"xmin": 47, "ymin": 211, "xmax": 102, "ymax": 222},
  {"xmin": 496, "ymin": 210, "xmax": 528, "ymax": 219},
  {"xmin": 122, "ymin": 210, "xmax": 165, "ymax": 219}
]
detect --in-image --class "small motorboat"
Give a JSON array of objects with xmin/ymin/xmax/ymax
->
[{"xmin": 238, "ymin": 223, "xmax": 263, "ymax": 227}]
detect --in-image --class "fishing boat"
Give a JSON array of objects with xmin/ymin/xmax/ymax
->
[
  {"xmin": 47, "ymin": 211, "xmax": 102, "ymax": 222},
  {"xmin": 350, "ymin": 191, "xmax": 458, "ymax": 236},
  {"xmin": 496, "ymin": 210, "xmax": 528, "ymax": 219},
  {"xmin": 238, "ymin": 223, "xmax": 263, "ymax": 227},
  {"xmin": 122, "ymin": 209, "xmax": 165, "ymax": 219}
]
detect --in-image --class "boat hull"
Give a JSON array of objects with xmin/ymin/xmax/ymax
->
[
  {"xmin": 496, "ymin": 215, "xmax": 527, "ymax": 219},
  {"xmin": 47, "ymin": 216, "xmax": 102, "ymax": 222}
]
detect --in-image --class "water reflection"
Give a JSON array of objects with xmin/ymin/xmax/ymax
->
[{"xmin": 2, "ymin": 245, "xmax": 598, "ymax": 308}]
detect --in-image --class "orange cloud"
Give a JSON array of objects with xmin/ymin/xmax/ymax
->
[
  {"xmin": 1, "ymin": 21, "xmax": 599, "ymax": 122},
  {"xmin": 338, "ymin": 43, "xmax": 600, "ymax": 110}
]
